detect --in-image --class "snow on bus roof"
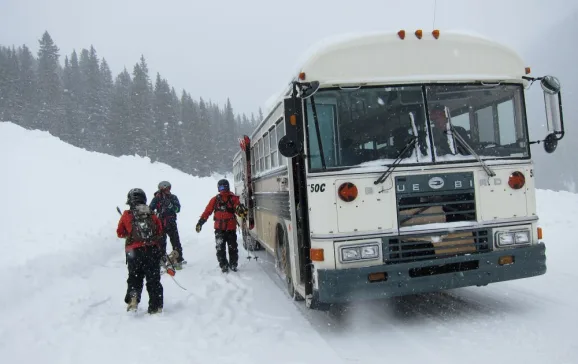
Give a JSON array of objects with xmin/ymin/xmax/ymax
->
[
  {"xmin": 295, "ymin": 30, "xmax": 526, "ymax": 86},
  {"xmin": 251, "ymin": 30, "xmax": 527, "ymax": 147}
]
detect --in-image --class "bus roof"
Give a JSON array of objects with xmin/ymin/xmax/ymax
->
[
  {"xmin": 296, "ymin": 30, "xmax": 527, "ymax": 86},
  {"xmin": 233, "ymin": 30, "xmax": 529, "ymax": 160}
]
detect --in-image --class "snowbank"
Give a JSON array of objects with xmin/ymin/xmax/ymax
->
[{"xmin": 1, "ymin": 121, "xmax": 577, "ymax": 364}]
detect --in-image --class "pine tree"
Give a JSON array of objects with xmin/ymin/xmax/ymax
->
[
  {"xmin": 167, "ymin": 86, "xmax": 182, "ymax": 169},
  {"xmin": 0, "ymin": 47, "xmax": 10, "ymax": 121},
  {"xmin": 61, "ymin": 56, "xmax": 75, "ymax": 143},
  {"xmin": 0, "ymin": 47, "xmax": 21, "ymax": 123},
  {"xmin": 109, "ymin": 68, "xmax": 132, "ymax": 156},
  {"xmin": 153, "ymin": 72, "xmax": 175, "ymax": 164},
  {"xmin": 223, "ymin": 98, "xmax": 238, "ymax": 170},
  {"xmin": 36, "ymin": 31, "xmax": 63, "ymax": 132},
  {"xmin": 197, "ymin": 97, "xmax": 212, "ymax": 176},
  {"xmin": 78, "ymin": 46, "xmax": 105, "ymax": 151},
  {"xmin": 17, "ymin": 45, "xmax": 37, "ymax": 128},
  {"xmin": 130, "ymin": 56, "xmax": 155, "ymax": 158},
  {"xmin": 100, "ymin": 58, "xmax": 113, "ymax": 152},
  {"xmin": 180, "ymin": 91, "xmax": 200, "ymax": 174}
]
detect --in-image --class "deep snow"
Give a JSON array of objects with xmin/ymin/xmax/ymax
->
[{"xmin": 0, "ymin": 121, "xmax": 576, "ymax": 364}]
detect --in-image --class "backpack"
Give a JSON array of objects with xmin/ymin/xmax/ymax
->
[
  {"xmin": 214, "ymin": 194, "xmax": 235, "ymax": 215},
  {"xmin": 129, "ymin": 204, "xmax": 157, "ymax": 243}
]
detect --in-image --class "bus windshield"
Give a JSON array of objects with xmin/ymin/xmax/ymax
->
[{"xmin": 304, "ymin": 84, "xmax": 529, "ymax": 171}]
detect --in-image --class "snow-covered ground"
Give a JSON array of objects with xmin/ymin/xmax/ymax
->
[{"xmin": 1, "ymin": 121, "xmax": 576, "ymax": 364}]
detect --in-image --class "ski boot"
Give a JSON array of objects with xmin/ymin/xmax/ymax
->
[
  {"xmin": 127, "ymin": 296, "xmax": 138, "ymax": 312},
  {"xmin": 221, "ymin": 264, "xmax": 229, "ymax": 273},
  {"xmin": 230, "ymin": 264, "xmax": 238, "ymax": 272},
  {"xmin": 176, "ymin": 258, "xmax": 187, "ymax": 270},
  {"xmin": 148, "ymin": 307, "xmax": 163, "ymax": 315}
]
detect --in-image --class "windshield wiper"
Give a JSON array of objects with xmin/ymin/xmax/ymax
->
[
  {"xmin": 374, "ymin": 136, "xmax": 417, "ymax": 185},
  {"xmin": 309, "ymin": 95, "xmax": 326, "ymax": 170},
  {"xmin": 448, "ymin": 123, "xmax": 496, "ymax": 177}
]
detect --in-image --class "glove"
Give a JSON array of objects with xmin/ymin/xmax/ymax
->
[
  {"xmin": 236, "ymin": 204, "xmax": 248, "ymax": 219},
  {"xmin": 195, "ymin": 218, "xmax": 206, "ymax": 233}
]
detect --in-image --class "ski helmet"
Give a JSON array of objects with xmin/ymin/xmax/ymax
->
[
  {"xmin": 217, "ymin": 179, "xmax": 230, "ymax": 192},
  {"xmin": 127, "ymin": 188, "xmax": 147, "ymax": 205},
  {"xmin": 158, "ymin": 181, "xmax": 171, "ymax": 190}
]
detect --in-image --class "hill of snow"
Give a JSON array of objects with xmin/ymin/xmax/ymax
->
[{"xmin": 0, "ymin": 121, "xmax": 576, "ymax": 364}]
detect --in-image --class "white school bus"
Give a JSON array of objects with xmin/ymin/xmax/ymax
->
[{"xmin": 233, "ymin": 30, "xmax": 565, "ymax": 310}]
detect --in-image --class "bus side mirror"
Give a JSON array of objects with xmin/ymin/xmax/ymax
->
[
  {"xmin": 278, "ymin": 135, "xmax": 302, "ymax": 158},
  {"xmin": 541, "ymin": 75, "xmax": 564, "ymax": 154},
  {"xmin": 543, "ymin": 133, "xmax": 558, "ymax": 154}
]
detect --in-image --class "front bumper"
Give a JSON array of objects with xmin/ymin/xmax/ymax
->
[{"xmin": 315, "ymin": 243, "xmax": 546, "ymax": 304}]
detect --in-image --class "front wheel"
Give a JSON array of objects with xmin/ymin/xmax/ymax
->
[
  {"xmin": 242, "ymin": 225, "xmax": 260, "ymax": 251},
  {"xmin": 277, "ymin": 227, "xmax": 303, "ymax": 301}
]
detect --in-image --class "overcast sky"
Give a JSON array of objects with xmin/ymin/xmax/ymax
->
[{"xmin": 1, "ymin": 0, "xmax": 576, "ymax": 116}]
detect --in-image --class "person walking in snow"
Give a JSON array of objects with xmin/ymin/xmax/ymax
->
[
  {"xmin": 150, "ymin": 181, "xmax": 185, "ymax": 268},
  {"xmin": 117, "ymin": 188, "xmax": 164, "ymax": 314},
  {"xmin": 195, "ymin": 179, "xmax": 248, "ymax": 273}
]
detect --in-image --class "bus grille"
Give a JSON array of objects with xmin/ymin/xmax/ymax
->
[
  {"xmin": 395, "ymin": 172, "xmax": 476, "ymax": 228},
  {"xmin": 384, "ymin": 229, "xmax": 491, "ymax": 264}
]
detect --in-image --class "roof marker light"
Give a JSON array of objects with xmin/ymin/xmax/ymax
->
[
  {"xmin": 398, "ymin": 30, "xmax": 406, "ymax": 39},
  {"xmin": 415, "ymin": 29, "xmax": 423, "ymax": 39},
  {"xmin": 432, "ymin": 29, "xmax": 440, "ymax": 39}
]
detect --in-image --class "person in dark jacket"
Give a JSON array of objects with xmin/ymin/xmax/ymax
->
[
  {"xmin": 196, "ymin": 179, "xmax": 248, "ymax": 273},
  {"xmin": 117, "ymin": 188, "xmax": 164, "ymax": 314},
  {"xmin": 149, "ymin": 181, "xmax": 185, "ymax": 267}
]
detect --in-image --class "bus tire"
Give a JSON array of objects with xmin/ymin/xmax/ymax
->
[
  {"xmin": 305, "ymin": 296, "xmax": 331, "ymax": 311},
  {"xmin": 242, "ymin": 226, "xmax": 259, "ymax": 251},
  {"xmin": 277, "ymin": 226, "xmax": 303, "ymax": 302}
]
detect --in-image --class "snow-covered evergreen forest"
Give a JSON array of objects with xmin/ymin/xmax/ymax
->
[{"xmin": 0, "ymin": 31, "xmax": 262, "ymax": 176}]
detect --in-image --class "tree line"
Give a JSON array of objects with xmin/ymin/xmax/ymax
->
[{"xmin": 0, "ymin": 31, "xmax": 262, "ymax": 176}]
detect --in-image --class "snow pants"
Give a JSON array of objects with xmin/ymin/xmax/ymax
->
[
  {"xmin": 160, "ymin": 219, "xmax": 184, "ymax": 262},
  {"xmin": 215, "ymin": 229, "xmax": 238, "ymax": 268},
  {"xmin": 125, "ymin": 246, "xmax": 163, "ymax": 312}
]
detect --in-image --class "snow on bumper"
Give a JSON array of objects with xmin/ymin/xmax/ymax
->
[{"xmin": 314, "ymin": 243, "xmax": 547, "ymax": 304}]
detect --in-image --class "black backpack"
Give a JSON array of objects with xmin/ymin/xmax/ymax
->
[
  {"xmin": 129, "ymin": 204, "xmax": 157, "ymax": 243},
  {"xmin": 214, "ymin": 194, "xmax": 235, "ymax": 214}
]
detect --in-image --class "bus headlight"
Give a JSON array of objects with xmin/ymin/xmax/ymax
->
[
  {"xmin": 342, "ymin": 248, "xmax": 361, "ymax": 261},
  {"xmin": 361, "ymin": 245, "xmax": 379, "ymax": 259},
  {"xmin": 496, "ymin": 230, "xmax": 530, "ymax": 247},
  {"xmin": 497, "ymin": 232, "xmax": 514, "ymax": 246},
  {"xmin": 341, "ymin": 244, "xmax": 380, "ymax": 262},
  {"xmin": 514, "ymin": 231, "xmax": 530, "ymax": 244}
]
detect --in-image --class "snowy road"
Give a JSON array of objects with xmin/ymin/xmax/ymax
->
[{"xmin": 1, "ymin": 123, "xmax": 576, "ymax": 364}]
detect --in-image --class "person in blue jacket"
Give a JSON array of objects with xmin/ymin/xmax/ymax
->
[{"xmin": 150, "ymin": 181, "xmax": 185, "ymax": 267}]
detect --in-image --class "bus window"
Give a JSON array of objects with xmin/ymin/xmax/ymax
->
[
  {"xmin": 426, "ymin": 84, "xmax": 528, "ymax": 159},
  {"xmin": 497, "ymin": 100, "xmax": 516, "ymax": 145},
  {"xmin": 270, "ymin": 125, "xmax": 278, "ymax": 168},
  {"xmin": 476, "ymin": 106, "xmax": 495, "ymax": 143},
  {"xmin": 304, "ymin": 86, "xmax": 428, "ymax": 170},
  {"xmin": 264, "ymin": 132, "xmax": 271, "ymax": 170},
  {"xmin": 306, "ymin": 103, "xmax": 337, "ymax": 170},
  {"xmin": 451, "ymin": 112, "xmax": 471, "ymax": 131},
  {"xmin": 276, "ymin": 120, "xmax": 286, "ymax": 166}
]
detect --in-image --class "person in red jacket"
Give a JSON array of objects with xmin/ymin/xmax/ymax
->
[
  {"xmin": 117, "ymin": 188, "xmax": 164, "ymax": 313},
  {"xmin": 196, "ymin": 179, "xmax": 248, "ymax": 273}
]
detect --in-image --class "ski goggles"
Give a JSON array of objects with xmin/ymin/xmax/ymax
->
[{"xmin": 218, "ymin": 185, "xmax": 228, "ymax": 191}]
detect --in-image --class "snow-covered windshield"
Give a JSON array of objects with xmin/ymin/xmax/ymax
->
[{"xmin": 304, "ymin": 84, "xmax": 528, "ymax": 171}]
